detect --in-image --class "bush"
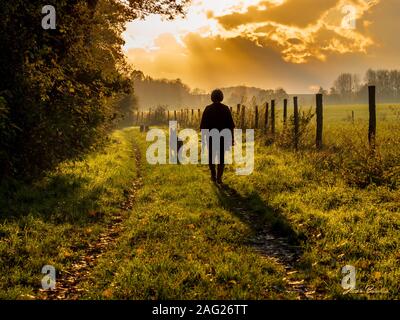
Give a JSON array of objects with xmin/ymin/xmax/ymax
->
[
  {"xmin": 308, "ymin": 123, "xmax": 400, "ymax": 189},
  {"xmin": 276, "ymin": 108, "xmax": 315, "ymax": 149}
]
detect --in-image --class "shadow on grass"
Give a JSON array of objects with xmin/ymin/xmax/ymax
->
[
  {"xmin": 0, "ymin": 174, "xmax": 106, "ymax": 226},
  {"xmin": 213, "ymin": 183, "xmax": 303, "ymax": 246}
]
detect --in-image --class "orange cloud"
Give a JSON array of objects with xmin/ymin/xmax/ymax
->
[
  {"xmin": 213, "ymin": 0, "xmax": 380, "ymax": 63},
  {"xmin": 127, "ymin": 32, "xmax": 350, "ymax": 92},
  {"xmin": 218, "ymin": 0, "xmax": 339, "ymax": 29}
]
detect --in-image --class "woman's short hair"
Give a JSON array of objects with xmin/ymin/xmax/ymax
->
[{"xmin": 211, "ymin": 89, "xmax": 224, "ymax": 103}]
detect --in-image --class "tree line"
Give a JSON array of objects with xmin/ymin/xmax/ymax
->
[
  {"xmin": 322, "ymin": 69, "xmax": 400, "ymax": 104},
  {"xmin": 0, "ymin": 0, "xmax": 188, "ymax": 180},
  {"xmin": 131, "ymin": 70, "xmax": 289, "ymax": 111},
  {"xmin": 132, "ymin": 69, "xmax": 400, "ymax": 113}
]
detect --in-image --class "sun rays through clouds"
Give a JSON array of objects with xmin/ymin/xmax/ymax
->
[{"xmin": 124, "ymin": 0, "xmax": 398, "ymax": 92}]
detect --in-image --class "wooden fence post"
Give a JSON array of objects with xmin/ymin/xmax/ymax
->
[
  {"xmin": 368, "ymin": 85, "xmax": 377, "ymax": 148},
  {"xmin": 265, "ymin": 102, "xmax": 269, "ymax": 131},
  {"xmin": 174, "ymin": 110, "xmax": 177, "ymax": 121},
  {"xmin": 167, "ymin": 110, "xmax": 170, "ymax": 123},
  {"xmin": 294, "ymin": 97, "xmax": 299, "ymax": 150},
  {"xmin": 241, "ymin": 105, "xmax": 246, "ymax": 129},
  {"xmin": 254, "ymin": 105, "xmax": 259, "ymax": 129},
  {"xmin": 236, "ymin": 104, "xmax": 241, "ymax": 128},
  {"xmin": 271, "ymin": 100, "xmax": 275, "ymax": 135},
  {"xmin": 283, "ymin": 99, "xmax": 288, "ymax": 128},
  {"xmin": 316, "ymin": 94, "xmax": 323, "ymax": 150}
]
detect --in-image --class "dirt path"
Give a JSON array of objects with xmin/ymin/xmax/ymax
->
[
  {"xmin": 38, "ymin": 144, "xmax": 143, "ymax": 300},
  {"xmin": 216, "ymin": 184, "xmax": 319, "ymax": 300}
]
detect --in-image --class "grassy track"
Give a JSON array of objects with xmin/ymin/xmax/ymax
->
[
  {"xmin": 1, "ymin": 125, "xmax": 399, "ymax": 300},
  {"xmin": 81, "ymin": 128, "xmax": 301, "ymax": 300},
  {"xmin": 84, "ymin": 127, "xmax": 398, "ymax": 299}
]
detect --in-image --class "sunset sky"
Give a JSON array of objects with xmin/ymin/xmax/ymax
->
[{"xmin": 123, "ymin": 0, "xmax": 399, "ymax": 93}]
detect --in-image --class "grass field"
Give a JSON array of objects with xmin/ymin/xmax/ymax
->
[
  {"xmin": 271, "ymin": 103, "xmax": 400, "ymax": 123},
  {"xmin": 0, "ymin": 130, "xmax": 139, "ymax": 299},
  {"xmin": 320, "ymin": 104, "xmax": 399, "ymax": 122},
  {"xmin": 0, "ymin": 108, "xmax": 399, "ymax": 299},
  {"xmin": 228, "ymin": 142, "xmax": 400, "ymax": 299}
]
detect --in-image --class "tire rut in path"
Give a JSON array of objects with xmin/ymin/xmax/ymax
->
[
  {"xmin": 38, "ymin": 143, "xmax": 142, "ymax": 300},
  {"xmin": 217, "ymin": 184, "xmax": 319, "ymax": 300}
]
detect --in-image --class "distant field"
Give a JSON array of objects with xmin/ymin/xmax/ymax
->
[
  {"xmin": 321, "ymin": 104, "xmax": 399, "ymax": 123},
  {"xmin": 274, "ymin": 103, "xmax": 400, "ymax": 123}
]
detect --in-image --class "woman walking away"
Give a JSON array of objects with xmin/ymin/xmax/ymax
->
[{"xmin": 200, "ymin": 89, "xmax": 235, "ymax": 184}]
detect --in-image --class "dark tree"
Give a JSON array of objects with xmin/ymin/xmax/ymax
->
[{"xmin": 0, "ymin": 0, "xmax": 189, "ymax": 180}]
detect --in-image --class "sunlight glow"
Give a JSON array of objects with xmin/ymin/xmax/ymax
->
[
  {"xmin": 123, "ymin": 0, "xmax": 385, "ymax": 92},
  {"xmin": 123, "ymin": 0, "xmax": 266, "ymax": 51}
]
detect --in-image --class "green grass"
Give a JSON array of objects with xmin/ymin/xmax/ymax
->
[
  {"xmin": 80, "ymin": 124, "xmax": 400, "ymax": 300},
  {"xmin": 229, "ymin": 113, "xmax": 400, "ymax": 299},
  {"xmin": 0, "ymin": 129, "xmax": 138, "ymax": 299},
  {"xmin": 1, "ymin": 118, "xmax": 399, "ymax": 300},
  {"xmin": 225, "ymin": 142, "xmax": 400, "ymax": 299},
  {"xmin": 301, "ymin": 103, "xmax": 399, "ymax": 123},
  {"xmin": 81, "ymin": 129, "xmax": 292, "ymax": 300},
  {"xmin": 276, "ymin": 103, "xmax": 400, "ymax": 123},
  {"xmin": 320, "ymin": 104, "xmax": 399, "ymax": 122}
]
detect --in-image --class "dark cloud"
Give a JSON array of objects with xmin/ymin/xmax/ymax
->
[{"xmin": 217, "ymin": 0, "xmax": 339, "ymax": 29}]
